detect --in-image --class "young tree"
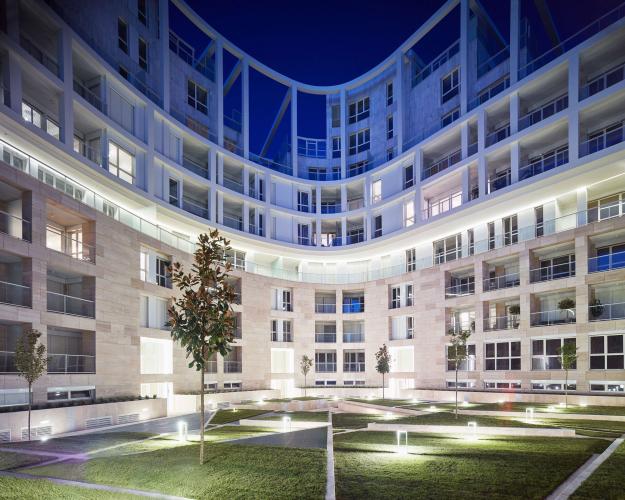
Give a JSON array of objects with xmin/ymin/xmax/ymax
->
[
  {"xmin": 375, "ymin": 344, "xmax": 391, "ymax": 400},
  {"xmin": 449, "ymin": 329, "xmax": 471, "ymax": 419},
  {"xmin": 14, "ymin": 328, "xmax": 47, "ymax": 441},
  {"xmin": 169, "ymin": 230, "xmax": 236, "ymax": 464},
  {"xmin": 558, "ymin": 342, "xmax": 579, "ymax": 408},
  {"xmin": 300, "ymin": 355, "xmax": 313, "ymax": 397}
]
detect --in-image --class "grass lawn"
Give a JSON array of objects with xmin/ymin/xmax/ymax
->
[
  {"xmin": 265, "ymin": 397, "xmax": 324, "ymax": 402},
  {"xmin": 28, "ymin": 441, "xmax": 326, "ymax": 499},
  {"xmin": 334, "ymin": 431, "xmax": 608, "ymax": 499},
  {"xmin": 332, "ymin": 413, "xmax": 396, "ymax": 429},
  {"xmin": 346, "ymin": 398, "xmax": 413, "ymax": 407},
  {"xmin": 0, "ymin": 451, "xmax": 47, "ymax": 470},
  {"xmin": 252, "ymin": 411, "xmax": 330, "ymax": 422},
  {"xmin": 0, "ymin": 477, "xmax": 141, "ymax": 499},
  {"xmin": 210, "ymin": 408, "xmax": 269, "ymax": 424},
  {"xmin": 573, "ymin": 440, "xmax": 625, "ymax": 499},
  {"xmin": 406, "ymin": 401, "xmax": 625, "ymax": 417},
  {"xmin": 1, "ymin": 432, "xmax": 155, "ymax": 455},
  {"xmin": 203, "ymin": 425, "xmax": 277, "ymax": 442}
]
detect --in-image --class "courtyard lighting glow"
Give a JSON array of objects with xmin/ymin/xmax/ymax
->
[
  {"xmin": 462, "ymin": 401, "xmax": 469, "ymax": 407},
  {"xmin": 257, "ymin": 398, "xmax": 265, "ymax": 405},
  {"xmin": 333, "ymin": 396, "xmax": 339, "ymax": 401},
  {"xmin": 558, "ymin": 402, "xmax": 565, "ymax": 408},
  {"xmin": 384, "ymin": 412, "xmax": 394, "ymax": 420},
  {"xmin": 497, "ymin": 400, "xmax": 504, "ymax": 404},
  {"xmin": 429, "ymin": 405, "xmax": 437, "ymax": 411},
  {"xmin": 177, "ymin": 421, "xmax": 188, "ymax": 442},
  {"xmin": 547, "ymin": 406, "xmax": 556, "ymax": 412},
  {"xmin": 525, "ymin": 407, "xmax": 535, "ymax": 423},
  {"xmin": 282, "ymin": 416, "xmax": 292, "ymax": 432},
  {"xmin": 396, "ymin": 430, "xmax": 408, "ymax": 455},
  {"xmin": 411, "ymin": 398, "xmax": 419, "ymax": 404},
  {"xmin": 367, "ymin": 394, "xmax": 374, "ymax": 400},
  {"xmin": 466, "ymin": 421, "xmax": 478, "ymax": 441},
  {"xmin": 40, "ymin": 436, "xmax": 49, "ymax": 442},
  {"xmin": 580, "ymin": 402, "xmax": 588, "ymax": 407}
]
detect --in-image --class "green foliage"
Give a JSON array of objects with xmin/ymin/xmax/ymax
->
[
  {"xmin": 558, "ymin": 297, "xmax": 576, "ymax": 310},
  {"xmin": 508, "ymin": 304, "xmax": 521, "ymax": 315},
  {"xmin": 558, "ymin": 342, "xmax": 579, "ymax": 371},
  {"xmin": 14, "ymin": 328, "xmax": 47, "ymax": 386},
  {"xmin": 300, "ymin": 355, "xmax": 313, "ymax": 377},
  {"xmin": 375, "ymin": 344, "xmax": 391, "ymax": 375}
]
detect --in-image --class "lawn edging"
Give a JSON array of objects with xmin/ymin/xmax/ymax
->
[
  {"xmin": 337, "ymin": 400, "xmax": 425, "ymax": 416},
  {"xmin": 367, "ymin": 422, "xmax": 576, "ymax": 437},
  {"xmin": 460, "ymin": 409, "xmax": 625, "ymax": 422},
  {"xmin": 238, "ymin": 419, "xmax": 330, "ymax": 430}
]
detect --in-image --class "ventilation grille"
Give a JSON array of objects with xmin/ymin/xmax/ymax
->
[
  {"xmin": 85, "ymin": 416, "xmax": 112, "ymax": 430},
  {"xmin": 21, "ymin": 425, "xmax": 52, "ymax": 441},
  {"xmin": 217, "ymin": 402, "xmax": 230, "ymax": 409},
  {"xmin": 118, "ymin": 413, "xmax": 139, "ymax": 425},
  {"xmin": 0, "ymin": 429, "xmax": 10, "ymax": 443}
]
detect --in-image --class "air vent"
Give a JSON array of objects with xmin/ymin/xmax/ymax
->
[
  {"xmin": 85, "ymin": 416, "xmax": 112, "ymax": 430},
  {"xmin": 0, "ymin": 429, "xmax": 10, "ymax": 442},
  {"xmin": 21, "ymin": 425, "xmax": 52, "ymax": 441},
  {"xmin": 118, "ymin": 413, "xmax": 139, "ymax": 425}
]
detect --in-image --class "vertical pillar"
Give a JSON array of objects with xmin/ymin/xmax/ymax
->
[
  {"xmin": 215, "ymin": 39, "xmax": 224, "ymax": 147},
  {"xmin": 510, "ymin": 92, "xmax": 519, "ymax": 135},
  {"xmin": 477, "ymin": 108, "xmax": 486, "ymax": 152},
  {"xmin": 243, "ymin": 200, "xmax": 250, "ymax": 232},
  {"xmin": 7, "ymin": 52, "xmax": 22, "ymax": 115},
  {"xmin": 478, "ymin": 156, "xmax": 488, "ymax": 197},
  {"xmin": 461, "ymin": 166, "xmax": 470, "ymax": 203},
  {"xmin": 461, "ymin": 122, "xmax": 469, "ymax": 159},
  {"xmin": 315, "ymin": 215, "xmax": 322, "ymax": 247},
  {"xmin": 568, "ymin": 54, "xmax": 580, "ymax": 163},
  {"xmin": 459, "ymin": 0, "xmax": 469, "ymax": 115},
  {"xmin": 511, "ymin": 141, "xmax": 520, "ymax": 184},
  {"xmin": 145, "ymin": 104, "xmax": 156, "ymax": 195},
  {"xmin": 291, "ymin": 85, "xmax": 298, "ymax": 177},
  {"xmin": 159, "ymin": 0, "xmax": 170, "ymax": 112},
  {"xmin": 217, "ymin": 192, "xmax": 224, "ymax": 225},
  {"xmin": 243, "ymin": 164, "xmax": 250, "ymax": 196},
  {"xmin": 242, "ymin": 58, "xmax": 250, "ymax": 159},
  {"xmin": 576, "ymin": 187, "xmax": 588, "ymax": 227},
  {"xmin": 340, "ymin": 184, "xmax": 347, "ymax": 212},
  {"xmin": 341, "ymin": 217, "xmax": 347, "ymax": 246},
  {"xmin": 315, "ymin": 187, "xmax": 321, "ymax": 215},
  {"xmin": 209, "ymin": 149, "xmax": 217, "ymax": 223},
  {"xmin": 340, "ymin": 88, "xmax": 347, "ymax": 178},
  {"xmin": 395, "ymin": 53, "xmax": 404, "ymax": 154},
  {"xmin": 59, "ymin": 27, "xmax": 74, "ymax": 147},
  {"xmin": 510, "ymin": 0, "xmax": 520, "ymax": 84}
]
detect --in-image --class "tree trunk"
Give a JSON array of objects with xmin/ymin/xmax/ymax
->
[
  {"xmin": 200, "ymin": 368, "xmax": 205, "ymax": 465},
  {"xmin": 28, "ymin": 382, "xmax": 32, "ymax": 441},
  {"xmin": 304, "ymin": 374, "xmax": 307, "ymax": 397},
  {"xmin": 382, "ymin": 373, "xmax": 385, "ymax": 400},
  {"xmin": 455, "ymin": 366, "xmax": 459, "ymax": 419},
  {"xmin": 564, "ymin": 369, "xmax": 568, "ymax": 409}
]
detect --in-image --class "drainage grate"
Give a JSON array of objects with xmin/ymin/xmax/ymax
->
[{"xmin": 0, "ymin": 429, "xmax": 10, "ymax": 442}]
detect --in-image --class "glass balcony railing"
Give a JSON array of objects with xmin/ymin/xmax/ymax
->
[
  {"xmin": 315, "ymin": 333, "xmax": 336, "ymax": 343},
  {"xmin": 0, "ymin": 209, "xmax": 31, "ymax": 242},
  {"xmin": 223, "ymin": 215, "xmax": 243, "ymax": 232},
  {"xmin": 47, "ymin": 354, "xmax": 95, "ymax": 374},
  {"xmin": 581, "ymin": 62, "xmax": 625, "ymax": 100},
  {"xmin": 488, "ymin": 168, "xmax": 511, "ymax": 193},
  {"xmin": 483, "ymin": 272, "xmax": 520, "ymax": 291},
  {"xmin": 518, "ymin": 94, "xmax": 568, "ymax": 131},
  {"xmin": 315, "ymin": 303, "xmax": 336, "ymax": 313},
  {"xmin": 423, "ymin": 191, "xmax": 462, "ymax": 219},
  {"xmin": 422, "ymin": 149, "xmax": 462, "ymax": 180},
  {"xmin": 519, "ymin": 146, "xmax": 568, "ymax": 181},
  {"xmin": 19, "ymin": 34, "xmax": 59, "ymax": 76},
  {"xmin": 271, "ymin": 332, "xmax": 293, "ymax": 342},
  {"xmin": 46, "ymin": 226, "xmax": 95, "ymax": 263},
  {"xmin": 445, "ymin": 281, "xmax": 475, "ymax": 298},
  {"xmin": 580, "ymin": 122, "xmax": 625, "ymax": 157},
  {"xmin": 47, "ymin": 291, "xmax": 95, "ymax": 318},
  {"xmin": 485, "ymin": 124, "xmax": 510, "ymax": 147},
  {"xmin": 73, "ymin": 79, "xmax": 104, "ymax": 113},
  {"xmin": 342, "ymin": 300, "xmax": 364, "ymax": 313},
  {"xmin": 412, "ymin": 40, "xmax": 459, "ymax": 87},
  {"xmin": 182, "ymin": 156, "xmax": 209, "ymax": 179},
  {"xmin": 343, "ymin": 333, "xmax": 364, "ymax": 343},
  {"xmin": 224, "ymin": 360, "xmax": 242, "ymax": 373},
  {"xmin": 483, "ymin": 315, "xmax": 520, "ymax": 331},
  {"xmin": 530, "ymin": 308, "xmax": 576, "ymax": 327},
  {"xmin": 589, "ymin": 301, "xmax": 625, "ymax": 321},
  {"xmin": 589, "ymin": 250, "xmax": 625, "ymax": 273},
  {"xmin": 529, "ymin": 261, "xmax": 575, "ymax": 282},
  {"xmin": 0, "ymin": 280, "xmax": 31, "ymax": 307},
  {"xmin": 182, "ymin": 196, "xmax": 209, "ymax": 220}
]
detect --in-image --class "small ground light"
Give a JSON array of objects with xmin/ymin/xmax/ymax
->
[
  {"xmin": 333, "ymin": 395, "xmax": 339, "ymax": 401},
  {"xmin": 396, "ymin": 430, "xmax": 408, "ymax": 455},
  {"xmin": 258, "ymin": 398, "xmax": 265, "ymax": 405},
  {"xmin": 462, "ymin": 401, "xmax": 469, "ymax": 407},
  {"xmin": 41, "ymin": 435, "xmax": 49, "ymax": 442},
  {"xmin": 429, "ymin": 405, "xmax": 437, "ymax": 411},
  {"xmin": 547, "ymin": 406, "xmax": 556, "ymax": 412},
  {"xmin": 282, "ymin": 416, "xmax": 291, "ymax": 432},
  {"xmin": 411, "ymin": 398, "xmax": 419, "ymax": 404},
  {"xmin": 466, "ymin": 421, "xmax": 478, "ymax": 441},
  {"xmin": 525, "ymin": 407, "xmax": 535, "ymax": 423},
  {"xmin": 559, "ymin": 402, "xmax": 565, "ymax": 407},
  {"xmin": 384, "ymin": 412, "xmax": 393, "ymax": 420},
  {"xmin": 177, "ymin": 421, "xmax": 188, "ymax": 442},
  {"xmin": 497, "ymin": 399, "xmax": 503, "ymax": 404},
  {"xmin": 580, "ymin": 402, "xmax": 587, "ymax": 407}
]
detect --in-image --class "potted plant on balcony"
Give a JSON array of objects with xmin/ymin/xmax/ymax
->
[
  {"xmin": 508, "ymin": 304, "xmax": 521, "ymax": 327},
  {"xmin": 589, "ymin": 298, "xmax": 604, "ymax": 319},
  {"xmin": 557, "ymin": 298, "xmax": 576, "ymax": 323}
]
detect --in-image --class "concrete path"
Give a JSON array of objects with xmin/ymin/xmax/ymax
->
[
  {"xmin": 0, "ymin": 470, "xmax": 192, "ymax": 499},
  {"xmin": 547, "ymin": 436, "xmax": 624, "ymax": 500},
  {"xmin": 228, "ymin": 425, "xmax": 328, "ymax": 449},
  {"xmin": 325, "ymin": 412, "xmax": 336, "ymax": 500},
  {"xmin": 98, "ymin": 411, "xmax": 213, "ymax": 434}
]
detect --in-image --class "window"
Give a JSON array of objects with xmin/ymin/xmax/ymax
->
[
  {"xmin": 47, "ymin": 387, "xmax": 94, "ymax": 402},
  {"xmin": 225, "ymin": 249, "xmax": 246, "ymax": 270},
  {"xmin": 535, "ymin": 206, "xmax": 544, "ymax": 237},
  {"xmin": 271, "ymin": 320, "xmax": 292, "ymax": 342},
  {"xmin": 373, "ymin": 215, "xmax": 382, "ymax": 238},
  {"xmin": 168, "ymin": 178, "xmax": 179, "ymax": 206},
  {"xmin": 503, "ymin": 215, "xmax": 518, "ymax": 246},
  {"xmin": 589, "ymin": 381, "xmax": 625, "ymax": 392},
  {"xmin": 21, "ymin": 101, "xmax": 42, "ymax": 128},
  {"xmin": 315, "ymin": 351, "xmax": 336, "ymax": 372},
  {"xmin": 223, "ymin": 381, "xmax": 242, "ymax": 390},
  {"xmin": 187, "ymin": 80, "xmax": 208, "ymax": 115},
  {"xmin": 447, "ymin": 344, "xmax": 476, "ymax": 371},
  {"xmin": 441, "ymin": 107, "xmax": 460, "ymax": 127},
  {"xmin": 390, "ymin": 287, "xmax": 401, "ymax": 309},
  {"xmin": 138, "ymin": 0, "xmax": 147, "ymax": 25},
  {"xmin": 532, "ymin": 337, "xmax": 576, "ymax": 370},
  {"xmin": 387, "ymin": 115, "xmax": 394, "ymax": 140},
  {"xmin": 531, "ymin": 381, "xmax": 576, "ymax": 391},
  {"xmin": 484, "ymin": 381, "xmax": 522, "ymax": 390},
  {"xmin": 485, "ymin": 341, "xmax": 521, "ymax": 370},
  {"xmin": 441, "ymin": 68, "xmax": 459, "ymax": 103},
  {"xmin": 332, "ymin": 137, "xmax": 341, "ymax": 158},
  {"xmin": 271, "ymin": 348, "xmax": 294, "ymax": 374},
  {"xmin": 344, "ymin": 351, "xmax": 365, "ymax": 372},
  {"xmin": 446, "ymin": 380, "xmax": 475, "ymax": 389},
  {"xmin": 406, "ymin": 248, "xmax": 416, "ymax": 272},
  {"xmin": 331, "ymin": 104, "xmax": 340, "ymax": 127},
  {"xmin": 386, "ymin": 82, "xmax": 393, "ymax": 106},
  {"xmin": 118, "ymin": 18, "xmax": 128, "ymax": 53},
  {"xmin": 467, "ymin": 229, "xmax": 475, "ymax": 256},
  {"xmin": 315, "ymin": 379, "xmax": 337, "ymax": 386},
  {"xmin": 138, "ymin": 38, "xmax": 148, "ymax": 71},
  {"xmin": 298, "ymin": 223, "xmax": 310, "ymax": 245},
  {"xmin": 348, "ymin": 129, "xmax": 370, "ymax": 155},
  {"xmin": 405, "ymin": 200, "xmax": 415, "ymax": 227},
  {"xmin": 433, "ymin": 233, "xmax": 461, "ymax": 264},
  {"xmin": 372, "ymin": 179, "xmax": 382, "ymax": 203},
  {"xmin": 590, "ymin": 334, "xmax": 624, "ymax": 370},
  {"xmin": 348, "ymin": 97, "xmax": 370, "ymax": 124},
  {"xmin": 297, "ymin": 191, "xmax": 310, "ymax": 212},
  {"xmin": 403, "ymin": 165, "xmax": 414, "ymax": 189},
  {"xmin": 272, "ymin": 288, "xmax": 292, "ymax": 312},
  {"xmin": 139, "ymin": 295, "xmax": 169, "ymax": 329},
  {"xmin": 108, "ymin": 142, "xmax": 135, "ymax": 184},
  {"xmin": 155, "ymin": 256, "xmax": 170, "ymax": 287},
  {"xmin": 118, "ymin": 66, "xmax": 129, "ymax": 80},
  {"xmin": 387, "ymin": 147, "xmax": 395, "ymax": 161},
  {"xmin": 140, "ymin": 337, "xmax": 173, "ymax": 374},
  {"xmin": 488, "ymin": 221, "xmax": 496, "ymax": 250}
]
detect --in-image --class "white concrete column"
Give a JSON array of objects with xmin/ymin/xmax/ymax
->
[
  {"xmin": 209, "ymin": 149, "xmax": 217, "ymax": 222},
  {"xmin": 145, "ymin": 104, "xmax": 156, "ymax": 195},
  {"xmin": 477, "ymin": 109, "xmax": 487, "ymax": 152},
  {"xmin": 414, "ymin": 181, "xmax": 422, "ymax": 222},
  {"xmin": 264, "ymin": 173, "xmax": 272, "ymax": 240},
  {"xmin": 291, "ymin": 85, "xmax": 298, "ymax": 177},
  {"xmin": 364, "ymin": 175, "xmax": 372, "ymax": 208},
  {"xmin": 511, "ymin": 141, "xmax": 520, "ymax": 184},
  {"xmin": 340, "ymin": 184, "xmax": 347, "ymax": 212},
  {"xmin": 510, "ymin": 0, "xmax": 520, "ymax": 84},
  {"xmin": 59, "ymin": 28, "xmax": 74, "ymax": 147},
  {"xmin": 243, "ymin": 200, "xmax": 250, "ymax": 232},
  {"xmin": 576, "ymin": 187, "xmax": 588, "ymax": 227},
  {"xmin": 341, "ymin": 217, "xmax": 347, "ymax": 246},
  {"xmin": 395, "ymin": 53, "xmax": 404, "ymax": 154},
  {"xmin": 340, "ymin": 88, "xmax": 347, "ymax": 178},
  {"xmin": 568, "ymin": 54, "xmax": 580, "ymax": 163},
  {"xmin": 461, "ymin": 166, "xmax": 470, "ymax": 203},
  {"xmin": 215, "ymin": 39, "xmax": 224, "ymax": 147},
  {"xmin": 242, "ymin": 58, "xmax": 250, "ymax": 159},
  {"xmin": 217, "ymin": 192, "xmax": 224, "ymax": 224},
  {"xmin": 459, "ymin": 0, "xmax": 470, "ymax": 115},
  {"xmin": 7, "ymin": 52, "xmax": 22, "ymax": 115},
  {"xmin": 159, "ymin": 0, "xmax": 170, "ymax": 112},
  {"xmin": 315, "ymin": 215, "xmax": 322, "ymax": 247},
  {"xmin": 243, "ymin": 164, "xmax": 250, "ymax": 196},
  {"xmin": 461, "ymin": 122, "xmax": 469, "ymax": 159},
  {"xmin": 478, "ymin": 155, "xmax": 488, "ymax": 197},
  {"xmin": 217, "ymin": 154, "xmax": 224, "ymax": 185},
  {"xmin": 365, "ymin": 215, "xmax": 371, "ymax": 241},
  {"xmin": 100, "ymin": 128, "xmax": 109, "ymax": 170},
  {"xmin": 510, "ymin": 92, "xmax": 519, "ymax": 135},
  {"xmin": 315, "ymin": 187, "xmax": 321, "ymax": 215}
]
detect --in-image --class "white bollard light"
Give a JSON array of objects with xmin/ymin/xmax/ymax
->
[
  {"xmin": 282, "ymin": 416, "xmax": 292, "ymax": 432},
  {"xmin": 177, "ymin": 421, "xmax": 188, "ymax": 442},
  {"xmin": 466, "ymin": 421, "xmax": 478, "ymax": 441},
  {"xmin": 396, "ymin": 430, "xmax": 408, "ymax": 455},
  {"xmin": 525, "ymin": 407, "xmax": 535, "ymax": 423}
]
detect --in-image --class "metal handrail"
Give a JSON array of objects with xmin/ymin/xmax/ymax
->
[
  {"xmin": 445, "ymin": 281, "xmax": 475, "ymax": 298},
  {"xmin": 519, "ymin": 146, "xmax": 569, "ymax": 180},
  {"xmin": 19, "ymin": 34, "xmax": 59, "ymax": 76},
  {"xmin": 0, "ymin": 279, "xmax": 31, "ymax": 307},
  {"xmin": 343, "ymin": 333, "xmax": 364, "ymax": 343},
  {"xmin": 73, "ymin": 79, "xmax": 104, "ymax": 112},
  {"xmin": 422, "ymin": 149, "xmax": 462, "ymax": 180},
  {"xmin": 315, "ymin": 333, "xmax": 337, "ymax": 343},
  {"xmin": 47, "ymin": 353, "xmax": 95, "ymax": 374},
  {"xmin": 483, "ymin": 314, "xmax": 520, "ymax": 331},
  {"xmin": 412, "ymin": 40, "xmax": 460, "ymax": 87},
  {"xmin": 483, "ymin": 272, "xmax": 520, "ymax": 291},
  {"xmin": 423, "ymin": 191, "xmax": 462, "ymax": 219},
  {"xmin": 589, "ymin": 301, "xmax": 625, "ymax": 321},
  {"xmin": 589, "ymin": 250, "xmax": 625, "ymax": 272},
  {"xmin": 485, "ymin": 124, "xmax": 510, "ymax": 147},
  {"xmin": 182, "ymin": 156, "xmax": 209, "ymax": 178},
  {"xmin": 529, "ymin": 261, "xmax": 575, "ymax": 282},
  {"xmin": 46, "ymin": 291, "xmax": 95, "ymax": 317},
  {"xmin": 581, "ymin": 61, "xmax": 625, "ymax": 99},
  {"xmin": 580, "ymin": 122, "xmax": 625, "ymax": 157},
  {"xmin": 182, "ymin": 196, "xmax": 209, "ymax": 219},
  {"xmin": 315, "ymin": 303, "xmax": 336, "ymax": 313},
  {"xmin": 518, "ymin": 94, "xmax": 568, "ymax": 130},
  {"xmin": 530, "ymin": 308, "xmax": 576, "ymax": 326},
  {"xmin": 0, "ymin": 208, "xmax": 31, "ymax": 242}
]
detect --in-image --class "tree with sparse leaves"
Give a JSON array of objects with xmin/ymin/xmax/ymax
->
[
  {"xmin": 558, "ymin": 342, "xmax": 579, "ymax": 408},
  {"xmin": 300, "ymin": 355, "xmax": 313, "ymax": 396},
  {"xmin": 15, "ymin": 328, "xmax": 47, "ymax": 441},
  {"xmin": 375, "ymin": 344, "xmax": 391, "ymax": 399},
  {"xmin": 449, "ymin": 329, "xmax": 471, "ymax": 419},
  {"xmin": 169, "ymin": 230, "xmax": 236, "ymax": 464}
]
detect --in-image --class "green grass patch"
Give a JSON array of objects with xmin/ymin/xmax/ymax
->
[
  {"xmin": 252, "ymin": 411, "xmax": 329, "ymax": 422},
  {"xmin": 0, "ymin": 451, "xmax": 47, "ymax": 470},
  {"xmin": 573, "ymin": 440, "xmax": 625, "ymax": 499},
  {"xmin": 210, "ymin": 408, "xmax": 269, "ymax": 424},
  {"xmin": 203, "ymin": 425, "xmax": 277, "ymax": 442},
  {"xmin": 28, "ymin": 442, "xmax": 326, "ymax": 499},
  {"xmin": 332, "ymin": 413, "xmax": 395, "ymax": 429},
  {"xmin": 346, "ymin": 398, "xmax": 413, "ymax": 407},
  {"xmin": 422, "ymin": 401, "xmax": 625, "ymax": 417},
  {"xmin": 0, "ymin": 477, "xmax": 140, "ymax": 499},
  {"xmin": 334, "ymin": 431, "xmax": 608, "ymax": 499}
]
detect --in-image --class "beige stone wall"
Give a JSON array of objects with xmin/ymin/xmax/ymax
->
[{"xmin": 0, "ymin": 160, "xmax": 624, "ymax": 405}]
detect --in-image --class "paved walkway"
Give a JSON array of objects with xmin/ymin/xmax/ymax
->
[
  {"xmin": 228, "ymin": 425, "xmax": 328, "ymax": 449},
  {"xmin": 325, "ymin": 412, "xmax": 336, "ymax": 500},
  {"xmin": 99, "ymin": 411, "xmax": 213, "ymax": 435}
]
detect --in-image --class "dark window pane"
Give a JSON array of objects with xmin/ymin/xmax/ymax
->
[
  {"xmin": 607, "ymin": 335, "xmax": 624, "ymax": 354},
  {"xmin": 590, "ymin": 356, "xmax": 605, "ymax": 369},
  {"xmin": 590, "ymin": 336, "xmax": 604, "ymax": 354},
  {"xmin": 607, "ymin": 355, "xmax": 624, "ymax": 370},
  {"xmin": 532, "ymin": 340, "xmax": 544, "ymax": 355},
  {"xmin": 510, "ymin": 341, "xmax": 521, "ymax": 357},
  {"xmin": 496, "ymin": 343, "xmax": 509, "ymax": 357}
]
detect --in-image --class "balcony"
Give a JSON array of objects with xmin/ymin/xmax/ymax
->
[
  {"xmin": 589, "ymin": 301, "xmax": 625, "ymax": 321},
  {"xmin": 530, "ymin": 308, "xmax": 576, "ymax": 327},
  {"xmin": 488, "ymin": 168, "xmax": 511, "ymax": 193},
  {"xmin": 183, "ymin": 156, "xmax": 209, "ymax": 179},
  {"xmin": 342, "ymin": 296, "xmax": 365, "ymax": 313},
  {"xmin": 485, "ymin": 124, "xmax": 510, "ymax": 147},
  {"xmin": 271, "ymin": 332, "xmax": 293, "ymax": 342},
  {"xmin": 315, "ymin": 303, "xmax": 336, "ymax": 314},
  {"xmin": 589, "ymin": 249, "xmax": 625, "ymax": 273},
  {"xmin": 445, "ymin": 280, "xmax": 475, "ymax": 299},
  {"xmin": 581, "ymin": 62, "xmax": 625, "ymax": 100},
  {"xmin": 518, "ymin": 95, "xmax": 568, "ymax": 131},
  {"xmin": 483, "ymin": 315, "xmax": 520, "ymax": 331},
  {"xmin": 46, "ymin": 225, "xmax": 95, "ymax": 263},
  {"xmin": 343, "ymin": 332, "xmax": 364, "ymax": 343},
  {"xmin": 519, "ymin": 145, "xmax": 568, "ymax": 181},
  {"xmin": 20, "ymin": 34, "xmax": 59, "ymax": 77},
  {"xmin": 423, "ymin": 191, "xmax": 462, "ymax": 220},
  {"xmin": 0, "ymin": 279, "xmax": 31, "ymax": 308},
  {"xmin": 224, "ymin": 360, "xmax": 242, "ymax": 373},
  {"xmin": 73, "ymin": 79, "xmax": 104, "ymax": 113},
  {"xmin": 422, "ymin": 149, "xmax": 461, "ymax": 180},
  {"xmin": 320, "ymin": 202, "xmax": 341, "ymax": 214},
  {"xmin": 530, "ymin": 259, "xmax": 575, "ymax": 283},
  {"xmin": 345, "ymin": 230, "xmax": 365, "ymax": 245},
  {"xmin": 315, "ymin": 333, "xmax": 336, "ymax": 343},
  {"xmin": 223, "ymin": 176, "xmax": 244, "ymax": 194},
  {"xmin": 483, "ymin": 272, "xmax": 520, "ymax": 291},
  {"xmin": 182, "ymin": 195, "xmax": 209, "ymax": 220},
  {"xmin": 47, "ymin": 292, "xmax": 95, "ymax": 318},
  {"xmin": 47, "ymin": 354, "xmax": 95, "ymax": 374},
  {"xmin": 580, "ymin": 121, "xmax": 625, "ymax": 157}
]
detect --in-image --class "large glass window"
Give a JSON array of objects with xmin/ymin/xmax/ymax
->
[
  {"xmin": 140, "ymin": 337, "xmax": 173, "ymax": 374},
  {"xmin": 485, "ymin": 341, "xmax": 521, "ymax": 370},
  {"xmin": 434, "ymin": 234, "xmax": 462, "ymax": 264},
  {"xmin": 441, "ymin": 68, "xmax": 459, "ymax": 103},
  {"xmin": 446, "ymin": 344, "xmax": 476, "ymax": 371},
  {"xmin": 315, "ymin": 351, "xmax": 336, "ymax": 372},
  {"xmin": 343, "ymin": 350, "xmax": 365, "ymax": 372},
  {"xmin": 187, "ymin": 80, "xmax": 208, "ymax": 114},
  {"xmin": 348, "ymin": 129, "xmax": 370, "ymax": 155},
  {"xmin": 590, "ymin": 334, "xmax": 624, "ymax": 370},
  {"xmin": 138, "ymin": 38, "xmax": 148, "ymax": 71},
  {"xmin": 348, "ymin": 97, "xmax": 370, "ymax": 124},
  {"xmin": 532, "ymin": 337, "xmax": 576, "ymax": 370},
  {"xmin": 108, "ymin": 141, "xmax": 135, "ymax": 184},
  {"xmin": 118, "ymin": 18, "xmax": 128, "ymax": 53}
]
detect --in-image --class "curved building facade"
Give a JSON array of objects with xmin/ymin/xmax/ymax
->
[{"xmin": 0, "ymin": 0, "xmax": 625, "ymax": 407}]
